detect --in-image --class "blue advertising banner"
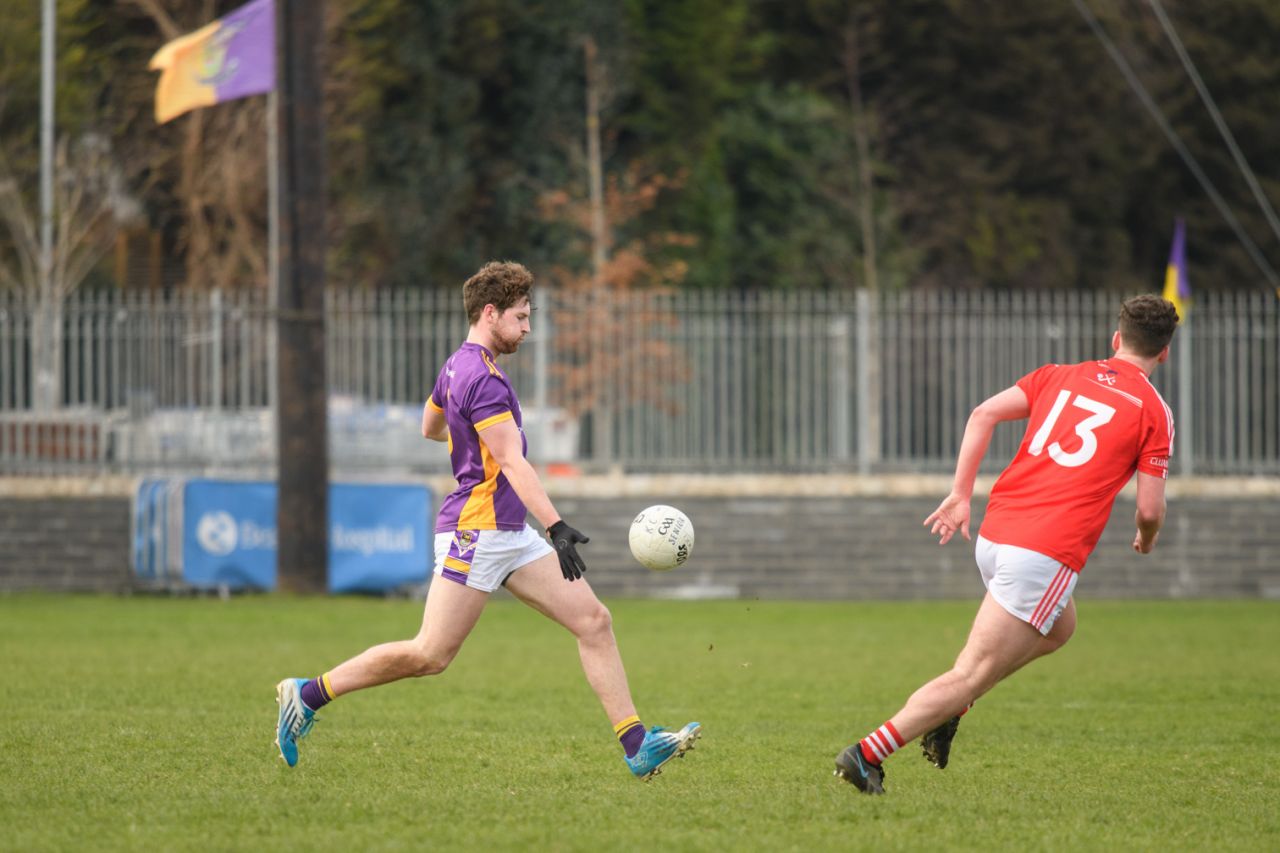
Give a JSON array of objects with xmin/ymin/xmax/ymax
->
[
  {"xmin": 328, "ymin": 483, "xmax": 431, "ymax": 593},
  {"xmin": 173, "ymin": 479, "xmax": 431, "ymax": 592},
  {"xmin": 132, "ymin": 479, "xmax": 167, "ymax": 580},
  {"xmin": 182, "ymin": 479, "xmax": 278, "ymax": 589}
]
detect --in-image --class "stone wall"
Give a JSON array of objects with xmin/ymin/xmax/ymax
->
[
  {"xmin": 558, "ymin": 493, "xmax": 1279, "ymax": 600},
  {"xmin": 3, "ymin": 475, "xmax": 1277, "ymax": 599},
  {"xmin": 0, "ymin": 496, "xmax": 132, "ymax": 592}
]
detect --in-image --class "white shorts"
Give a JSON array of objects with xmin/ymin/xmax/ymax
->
[
  {"xmin": 974, "ymin": 535, "xmax": 1078, "ymax": 636},
  {"xmin": 433, "ymin": 525, "xmax": 554, "ymax": 593}
]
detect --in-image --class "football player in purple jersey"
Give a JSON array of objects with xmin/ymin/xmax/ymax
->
[{"xmin": 274, "ymin": 261, "xmax": 700, "ymax": 779}]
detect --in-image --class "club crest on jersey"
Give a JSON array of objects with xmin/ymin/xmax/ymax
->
[
  {"xmin": 1096, "ymin": 371, "xmax": 1117, "ymax": 385},
  {"xmin": 453, "ymin": 530, "xmax": 478, "ymax": 555}
]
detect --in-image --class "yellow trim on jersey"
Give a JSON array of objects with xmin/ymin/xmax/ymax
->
[
  {"xmin": 426, "ymin": 395, "xmax": 444, "ymax": 413},
  {"xmin": 474, "ymin": 410, "xmax": 514, "ymax": 432},
  {"xmin": 458, "ymin": 437, "xmax": 501, "ymax": 529},
  {"xmin": 481, "ymin": 350, "xmax": 501, "ymax": 376},
  {"xmin": 443, "ymin": 556, "xmax": 471, "ymax": 574}
]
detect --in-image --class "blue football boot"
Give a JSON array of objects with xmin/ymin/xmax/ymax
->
[
  {"xmin": 625, "ymin": 722, "xmax": 701, "ymax": 780},
  {"xmin": 275, "ymin": 678, "xmax": 317, "ymax": 767}
]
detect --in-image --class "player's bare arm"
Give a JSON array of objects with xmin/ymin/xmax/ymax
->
[
  {"xmin": 1132, "ymin": 471, "xmax": 1167, "ymax": 554},
  {"xmin": 480, "ymin": 416, "xmax": 590, "ymax": 581},
  {"xmin": 925, "ymin": 385, "xmax": 1031, "ymax": 545},
  {"xmin": 421, "ymin": 398, "xmax": 448, "ymax": 442},
  {"xmin": 478, "ymin": 417, "xmax": 562, "ymax": 530}
]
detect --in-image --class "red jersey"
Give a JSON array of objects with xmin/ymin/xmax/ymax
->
[{"xmin": 979, "ymin": 358, "xmax": 1173, "ymax": 572}]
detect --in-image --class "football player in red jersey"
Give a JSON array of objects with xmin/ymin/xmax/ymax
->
[{"xmin": 836, "ymin": 294, "xmax": 1179, "ymax": 794}]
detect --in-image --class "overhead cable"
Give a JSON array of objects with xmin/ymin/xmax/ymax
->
[
  {"xmin": 1146, "ymin": 0, "xmax": 1280, "ymax": 252},
  {"xmin": 1070, "ymin": 0, "xmax": 1280, "ymax": 286}
]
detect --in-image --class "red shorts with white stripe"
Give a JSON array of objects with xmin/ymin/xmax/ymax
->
[{"xmin": 974, "ymin": 535, "xmax": 1078, "ymax": 636}]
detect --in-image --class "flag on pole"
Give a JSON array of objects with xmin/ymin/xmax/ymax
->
[
  {"xmin": 149, "ymin": 0, "xmax": 275, "ymax": 124},
  {"xmin": 1162, "ymin": 218, "xmax": 1191, "ymax": 322}
]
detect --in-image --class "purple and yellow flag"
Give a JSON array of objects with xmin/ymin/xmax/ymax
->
[
  {"xmin": 1162, "ymin": 218, "xmax": 1191, "ymax": 323},
  {"xmin": 148, "ymin": 0, "xmax": 275, "ymax": 124}
]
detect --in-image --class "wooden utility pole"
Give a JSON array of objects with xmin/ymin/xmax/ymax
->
[{"xmin": 275, "ymin": 0, "xmax": 328, "ymax": 592}]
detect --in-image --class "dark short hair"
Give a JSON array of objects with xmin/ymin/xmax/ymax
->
[
  {"xmin": 1118, "ymin": 294, "xmax": 1179, "ymax": 357},
  {"xmin": 463, "ymin": 261, "xmax": 534, "ymax": 325}
]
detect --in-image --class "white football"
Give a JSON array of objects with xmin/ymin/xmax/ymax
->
[{"xmin": 628, "ymin": 504, "xmax": 695, "ymax": 571}]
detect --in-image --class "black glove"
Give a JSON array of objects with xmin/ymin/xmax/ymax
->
[{"xmin": 547, "ymin": 520, "xmax": 590, "ymax": 581}]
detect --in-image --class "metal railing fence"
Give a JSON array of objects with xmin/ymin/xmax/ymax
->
[{"xmin": 0, "ymin": 287, "xmax": 1275, "ymax": 475}]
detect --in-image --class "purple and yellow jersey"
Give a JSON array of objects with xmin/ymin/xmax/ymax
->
[{"xmin": 428, "ymin": 342, "xmax": 529, "ymax": 533}]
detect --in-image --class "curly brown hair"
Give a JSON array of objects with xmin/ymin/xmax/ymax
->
[
  {"xmin": 1118, "ymin": 294, "xmax": 1179, "ymax": 357},
  {"xmin": 463, "ymin": 261, "xmax": 534, "ymax": 325}
]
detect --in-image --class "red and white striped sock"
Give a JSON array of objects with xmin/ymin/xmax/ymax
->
[{"xmin": 858, "ymin": 721, "xmax": 904, "ymax": 766}]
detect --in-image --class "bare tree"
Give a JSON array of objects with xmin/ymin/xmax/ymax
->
[
  {"xmin": 0, "ymin": 135, "xmax": 141, "ymax": 409},
  {"xmin": 583, "ymin": 35, "xmax": 607, "ymax": 288},
  {"xmin": 842, "ymin": 9, "xmax": 879, "ymax": 294},
  {"xmin": 538, "ymin": 162, "xmax": 693, "ymax": 424}
]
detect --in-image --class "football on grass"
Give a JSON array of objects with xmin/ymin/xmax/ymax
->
[{"xmin": 628, "ymin": 505, "xmax": 695, "ymax": 571}]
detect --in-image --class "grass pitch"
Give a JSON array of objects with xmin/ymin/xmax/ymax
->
[{"xmin": 1, "ymin": 594, "xmax": 1276, "ymax": 851}]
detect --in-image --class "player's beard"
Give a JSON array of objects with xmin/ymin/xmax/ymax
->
[{"xmin": 491, "ymin": 327, "xmax": 524, "ymax": 355}]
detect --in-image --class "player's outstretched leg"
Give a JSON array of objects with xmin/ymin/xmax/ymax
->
[
  {"xmin": 921, "ymin": 715, "xmax": 961, "ymax": 769},
  {"xmin": 502, "ymin": 556, "xmax": 702, "ymax": 781},
  {"xmin": 834, "ymin": 743, "xmax": 886, "ymax": 795},
  {"xmin": 625, "ymin": 722, "xmax": 702, "ymax": 781},
  {"xmin": 275, "ymin": 678, "xmax": 317, "ymax": 767}
]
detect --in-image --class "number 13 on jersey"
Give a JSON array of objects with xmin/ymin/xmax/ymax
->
[{"xmin": 1027, "ymin": 391, "xmax": 1116, "ymax": 468}]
